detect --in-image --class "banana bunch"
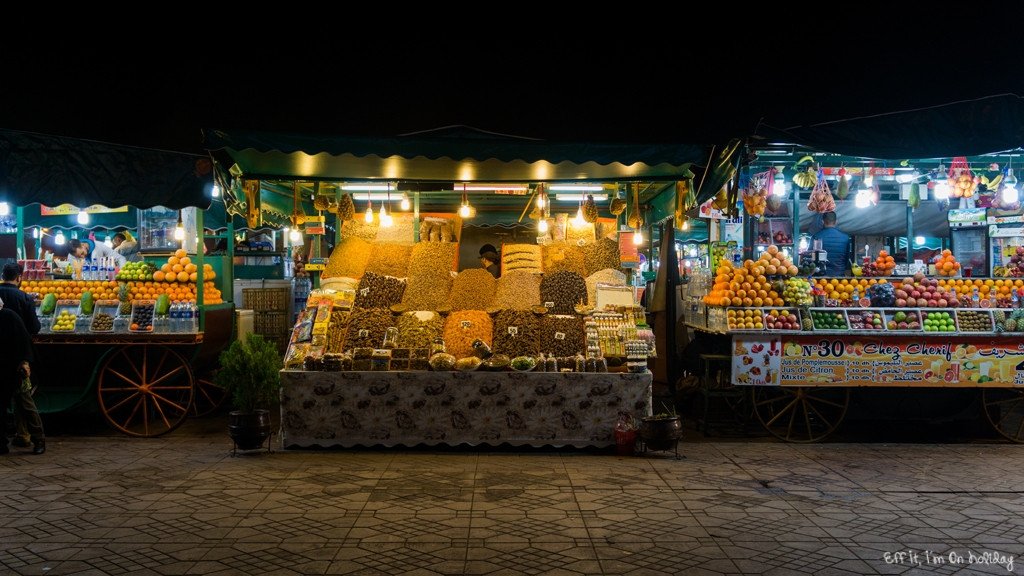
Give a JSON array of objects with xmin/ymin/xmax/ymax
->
[
  {"xmin": 994, "ymin": 266, "xmax": 1010, "ymax": 278},
  {"xmin": 793, "ymin": 168, "xmax": 817, "ymax": 189}
]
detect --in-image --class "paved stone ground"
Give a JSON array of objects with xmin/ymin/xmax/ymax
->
[{"xmin": 2, "ymin": 416, "xmax": 1024, "ymax": 576}]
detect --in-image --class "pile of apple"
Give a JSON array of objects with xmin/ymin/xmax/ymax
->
[
  {"xmin": 763, "ymin": 309, "xmax": 799, "ymax": 331},
  {"xmin": 894, "ymin": 272, "xmax": 958, "ymax": 308}
]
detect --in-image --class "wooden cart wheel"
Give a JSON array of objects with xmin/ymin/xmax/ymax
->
[
  {"xmin": 982, "ymin": 388, "xmax": 1024, "ymax": 443},
  {"xmin": 753, "ymin": 386, "xmax": 850, "ymax": 443},
  {"xmin": 97, "ymin": 344, "xmax": 195, "ymax": 437},
  {"xmin": 724, "ymin": 387, "xmax": 755, "ymax": 421},
  {"xmin": 191, "ymin": 369, "xmax": 229, "ymax": 418}
]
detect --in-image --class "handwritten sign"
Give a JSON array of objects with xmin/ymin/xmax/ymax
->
[
  {"xmin": 554, "ymin": 332, "xmax": 566, "ymax": 340},
  {"xmin": 358, "ymin": 329, "xmax": 370, "ymax": 338},
  {"xmin": 508, "ymin": 326, "xmax": 519, "ymax": 336},
  {"xmin": 544, "ymin": 302, "xmax": 555, "ymax": 308},
  {"xmin": 732, "ymin": 335, "xmax": 1024, "ymax": 387},
  {"xmin": 461, "ymin": 321, "xmax": 472, "ymax": 329}
]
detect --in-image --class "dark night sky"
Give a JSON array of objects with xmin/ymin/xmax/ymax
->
[{"xmin": 3, "ymin": 11, "xmax": 1023, "ymax": 155}]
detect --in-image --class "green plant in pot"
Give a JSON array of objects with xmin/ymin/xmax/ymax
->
[
  {"xmin": 215, "ymin": 334, "xmax": 282, "ymax": 451},
  {"xmin": 641, "ymin": 403, "xmax": 682, "ymax": 451}
]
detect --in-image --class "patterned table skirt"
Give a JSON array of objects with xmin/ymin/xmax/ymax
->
[{"xmin": 280, "ymin": 370, "xmax": 653, "ymax": 449}]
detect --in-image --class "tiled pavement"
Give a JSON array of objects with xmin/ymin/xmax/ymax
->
[{"xmin": 2, "ymin": 419, "xmax": 1024, "ymax": 575}]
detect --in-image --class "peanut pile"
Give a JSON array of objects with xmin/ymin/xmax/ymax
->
[
  {"xmin": 323, "ymin": 237, "xmax": 372, "ymax": 278},
  {"xmin": 408, "ymin": 242, "xmax": 458, "ymax": 276},
  {"xmin": 491, "ymin": 270, "xmax": 541, "ymax": 310},
  {"xmin": 400, "ymin": 272, "xmax": 453, "ymax": 311},
  {"xmin": 365, "ymin": 243, "xmax": 413, "ymax": 278},
  {"xmin": 448, "ymin": 268, "xmax": 498, "ymax": 311}
]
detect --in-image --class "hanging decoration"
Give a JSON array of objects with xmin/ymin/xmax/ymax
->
[
  {"xmin": 792, "ymin": 155, "xmax": 818, "ymax": 189},
  {"xmin": 627, "ymin": 182, "xmax": 643, "ymax": 229},
  {"xmin": 947, "ymin": 157, "xmax": 977, "ymax": 199},
  {"xmin": 609, "ymin": 187, "xmax": 627, "ymax": 215},
  {"xmin": 742, "ymin": 171, "xmax": 769, "ymax": 220},
  {"xmin": 835, "ymin": 166, "xmax": 850, "ymax": 201},
  {"xmin": 291, "ymin": 181, "xmax": 307, "ymax": 230}
]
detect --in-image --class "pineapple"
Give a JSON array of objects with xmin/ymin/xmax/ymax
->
[
  {"xmin": 583, "ymin": 195, "xmax": 599, "ymax": 223},
  {"xmin": 1006, "ymin": 319, "xmax": 1017, "ymax": 332},
  {"xmin": 994, "ymin": 310, "xmax": 1006, "ymax": 324},
  {"xmin": 118, "ymin": 283, "xmax": 132, "ymax": 316}
]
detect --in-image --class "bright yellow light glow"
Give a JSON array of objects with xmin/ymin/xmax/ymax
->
[
  {"xmin": 364, "ymin": 206, "xmax": 374, "ymax": 223},
  {"xmin": 538, "ymin": 219, "xmax": 548, "ymax": 233},
  {"xmin": 633, "ymin": 230, "xmax": 643, "ymax": 245},
  {"xmin": 460, "ymin": 204, "xmax": 471, "ymax": 218}
]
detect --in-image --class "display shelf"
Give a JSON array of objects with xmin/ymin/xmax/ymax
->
[{"xmin": 33, "ymin": 333, "xmax": 203, "ymax": 344}]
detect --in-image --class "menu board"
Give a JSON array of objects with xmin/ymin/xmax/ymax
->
[{"xmin": 733, "ymin": 335, "xmax": 1024, "ymax": 387}]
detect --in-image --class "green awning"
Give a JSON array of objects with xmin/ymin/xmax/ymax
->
[{"xmin": 204, "ymin": 126, "xmax": 708, "ymax": 182}]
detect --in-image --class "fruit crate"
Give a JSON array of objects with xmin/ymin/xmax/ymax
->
[
  {"xmin": 89, "ymin": 300, "xmax": 120, "ymax": 333},
  {"xmin": 129, "ymin": 300, "xmax": 157, "ymax": 333},
  {"xmin": 806, "ymin": 308, "xmax": 850, "ymax": 332},
  {"xmin": 881, "ymin": 309, "xmax": 923, "ymax": 332},
  {"xmin": 253, "ymin": 310, "xmax": 291, "ymax": 337},
  {"xmin": 921, "ymin": 310, "xmax": 960, "ymax": 333},
  {"xmin": 954, "ymin": 309, "xmax": 995, "ymax": 333},
  {"xmin": 992, "ymin": 309, "xmax": 1021, "ymax": 332},
  {"xmin": 726, "ymin": 307, "xmax": 764, "ymax": 332},
  {"xmin": 762, "ymin": 307, "xmax": 801, "ymax": 331},
  {"xmin": 242, "ymin": 288, "xmax": 290, "ymax": 312},
  {"xmin": 846, "ymin": 308, "xmax": 887, "ymax": 332},
  {"xmin": 49, "ymin": 300, "xmax": 82, "ymax": 333}
]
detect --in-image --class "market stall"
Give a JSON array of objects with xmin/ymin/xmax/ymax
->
[
  {"xmin": 684, "ymin": 96, "xmax": 1024, "ymax": 442},
  {"xmin": 1, "ymin": 128, "xmax": 234, "ymax": 436},
  {"xmin": 205, "ymin": 127, "xmax": 715, "ymax": 448}
]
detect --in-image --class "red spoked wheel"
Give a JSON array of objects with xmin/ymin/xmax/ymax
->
[
  {"xmin": 97, "ymin": 344, "xmax": 195, "ymax": 437},
  {"xmin": 191, "ymin": 369, "xmax": 229, "ymax": 417}
]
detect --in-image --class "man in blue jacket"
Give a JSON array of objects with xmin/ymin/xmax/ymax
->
[{"xmin": 812, "ymin": 211, "xmax": 851, "ymax": 276}]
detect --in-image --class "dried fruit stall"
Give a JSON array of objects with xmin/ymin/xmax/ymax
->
[{"xmin": 202, "ymin": 128, "xmax": 715, "ymax": 448}]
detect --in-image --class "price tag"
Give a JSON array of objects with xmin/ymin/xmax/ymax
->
[
  {"xmin": 358, "ymin": 329, "xmax": 370, "ymax": 338},
  {"xmin": 360, "ymin": 288, "xmax": 370, "ymax": 296},
  {"xmin": 544, "ymin": 302, "xmax": 555, "ymax": 308},
  {"xmin": 577, "ymin": 238, "xmax": 587, "ymax": 247},
  {"xmin": 461, "ymin": 321, "xmax": 472, "ymax": 328},
  {"xmin": 554, "ymin": 332, "xmax": 566, "ymax": 340},
  {"xmin": 507, "ymin": 326, "xmax": 519, "ymax": 336}
]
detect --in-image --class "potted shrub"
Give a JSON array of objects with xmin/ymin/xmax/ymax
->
[
  {"xmin": 640, "ymin": 403, "xmax": 682, "ymax": 451},
  {"xmin": 215, "ymin": 334, "xmax": 282, "ymax": 450}
]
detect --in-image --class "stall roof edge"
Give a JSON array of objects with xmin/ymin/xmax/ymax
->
[{"xmin": 203, "ymin": 127, "xmax": 709, "ymax": 181}]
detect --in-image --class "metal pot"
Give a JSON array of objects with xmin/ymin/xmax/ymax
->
[
  {"xmin": 640, "ymin": 417, "xmax": 682, "ymax": 451},
  {"xmin": 228, "ymin": 410, "xmax": 272, "ymax": 451}
]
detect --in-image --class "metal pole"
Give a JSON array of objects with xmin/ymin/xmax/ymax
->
[
  {"xmin": 906, "ymin": 203, "xmax": 914, "ymax": 267},
  {"xmin": 16, "ymin": 206, "xmax": 24, "ymax": 260},
  {"xmin": 413, "ymin": 191, "xmax": 421, "ymax": 242},
  {"xmin": 312, "ymin": 182, "xmax": 321, "ymax": 290},
  {"xmin": 664, "ymin": 218, "xmax": 679, "ymax": 400},
  {"xmin": 226, "ymin": 215, "xmax": 235, "ymax": 304},
  {"xmin": 196, "ymin": 208, "xmax": 205, "ymax": 332}
]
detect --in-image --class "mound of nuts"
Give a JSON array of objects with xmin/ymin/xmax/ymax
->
[
  {"xmin": 492, "ymin": 309, "xmax": 539, "ymax": 358},
  {"xmin": 343, "ymin": 308, "xmax": 397, "ymax": 350},
  {"xmin": 401, "ymin": 272, "xmax": 453, "ymax": 311},
  {"xmin": 583, "ymin": 237, "xmax": 621, "ymax": 275},
  {"xmin": 539, "ymin": 314, "xmax": 586, "ymax": 357},
  {"xmin": 442, "ymin": 310, "xmax": 492, "ymax": 359},
  {"xmin": 540, "ymin": 270, "xmax": 588, "ymax": 314},
  {"xmin": 448, "ymin": 268, "xmax": 498, "ymax": 311},
  {"xmin": 491, "ymin": 270, "xmax": 541, "ymax": 311},
  {"xmin": 365, "ymin": 243, "xmax": 413, "ymax": 278},
  {"xmin": 397, "ymin": 311, "xmax": 444, "ymax": 349},
  {"xmin": 408, "ymin": 242, "xmax": 458, "ymax": 276},
  {"xmin": 323, "ymin": 237, "xmax": 372, "ymax": 278},
  {"xmin": 353, "ymin": 272, "xmax": 407, "ymax": 310}
]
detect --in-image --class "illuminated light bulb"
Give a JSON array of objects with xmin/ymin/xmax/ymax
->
[
  {"xmin": 290, "ymin": 228, "xmax": 302, "ymax": 243},
  {"xmin": 538, "ymin": 219, "xmax": 548, "ymax": 233},
  {"xmin": 55, "ymin": 230, "xmax": 65, "ymax": 245},
  {"xmin": 682, "ymin": 219, "xmax": 689, "ymax": 231},
  {"xmin": 379, "ymin": 204, "xmax": 387, "ymax": 220},
  {"xmin": 773, "ymin": 171, "xmax": 786, "ymax": 196},
  {"xmin": 174, "ymin": 223, "xmax": 185, "ymax": 240},
  {"xmin": 0, "ymin": 202, "xmax": 8, "ymax": 215},
  {"xmin": 400, "ymin": 194, "xmax": 410, "ymax": 210},
  {"xmin": 864, "ymin": 173, "xmax": 874, "ymax": 187},
  {"xmin": 574, "ymin": 206, "xmax": 586, "ymax": 226},
  {"xmin": 77, "ymin": 209, "xmax": 89, "ymax": 224},
  {"xmin": 460, "ymin": 204, "xmax": 471, "ymax": 218},
  {"xmin": 855, "ymin": 190, "xmax": 870, "ymax": 208},
  {"xmin": 934, "ymin": 181, "xmax": 949, "ymax": 200},
  {"xmin": 1002, "ymin": 169, "xmax": 1019, "ymax": 205},
  {"xmin": 633, "ymin": 229, "xmax": 643, "ymax": 245},
  {"xmin": 211, "ymin": 182, "xmax": 222, "ymax": 197},
  {"xmin": 32, "ymin": 228, "xmax": 39, "ymax": 239},
  {"xmin": 537, "ymin": 195, "xmax": 546, "ymax": 209},
  {"xmin": 914, "ymin": 236, "xmax": 925, "ymax": 246},
  {"xmin": 365, "ymin": 205, "xmax": 374, "ymax": 223}
]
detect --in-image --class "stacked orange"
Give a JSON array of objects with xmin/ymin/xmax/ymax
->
[
  {"xmin": 814, "ymin": 277, "xmax": 888, "ymax": 302},
  {"xmin": 873, "ymin": 250, "xmax": 896, "ymax": 274},
  {"xmin": 934, "ymin": 249, "xmax": 961, "ymax": 277},
  {"xmin": 121, "ymin": 279, "xmax": 223, "ymax": 305},
  {"xmin": 704, "ymin": 254, "xmax": 786, "ymax": 308},
  {"xmin": 21, "ymin": 280, "xmax": 120, "ymax": 301},
  {"xmin": 937, "ymin": 277, "xmax": 1022, "ymax": 294}
]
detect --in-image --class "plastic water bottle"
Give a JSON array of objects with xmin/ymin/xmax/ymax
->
[
  {"xmin": 89, "ymin": 259, "xmax": 98, "ymax": 281},
  {"xmin": 190, "ymin": 303, "xmax": 199, "ymax": 333},
  {"xmin": 169, "ymin": 303, "xmax": 180, "ymax": 333},
  {"xmin": 183, "ymin": 303, "xmax": 194, "ymax": 333}
]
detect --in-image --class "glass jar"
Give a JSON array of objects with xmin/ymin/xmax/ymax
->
[
  {"xmin": 430, "ymin": 338, "xmax": 447, "ymax": 356},
  {"xmin": 471, "ymin": 338, "xmax": 493, "ymax": 359},
  {"xmin": 382, "ymin": 327, "xmax": 399, "ymax": 349}
]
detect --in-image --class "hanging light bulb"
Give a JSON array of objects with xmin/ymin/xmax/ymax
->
[
  {"xmin": 933, "ymin": 180, "xmax": 950, "ymax": 201},
  {"xmin": 633, "ymin": 229, "xmax": 644, "ymax": 245},
  {"xmin": 290, "ymin": 228, "xmax": 302, "ymax": 243},
  {"xmin": 32, "ymin": 227, "xmax": 39, "ymax": 239},
  {"xmin": 538, "ymin": 218, "xmax": 548, "ymax": 233},
  {"xmin": 855, "ymin": 189, "xmax": 871, "ymax": 208},
  {"xmin": 0, "ymin": 202, "xmax": 8, "ymax": 216},
  {"xmin": 863, "ymin": 170, "xmax": 874, "ymax": 187},
  {"xmin": 1002, "ymin": 168, "xmax": 1019, "ymax": 205},
  {"xmin": 537, "ymin": 193, "xmax": 546, "ymax": 209},
  {"xmin": 400, "ymin": 193, "xmax": 410, "ymax": 211},
  {"xmin": 772, "ymin": 169, "xmax": 786, "ymax": 196},
  {"xmin": 211, "ymin": 182, "xmax": 222, "ymax": 198},
  {"xmin": 365, "ymin": 192, "xmax": 374, "ymax": 223},
  {"xmin": 682, "ymin": 218, "xmax": 689, "ymax": 231},
  {"xmin": 55, "ymin": 230, "xmax": 65, "ymax": 245},
  {"xmin": 174, "ymin": 213, "xmax": 185, "ymax": 240},
  {"xmin": 574, "ymin": 205, "xmax": 586, "ymax": 226},
  {"xmin": 77, "ymin": 208, "xmax": 89, "ymax": 225},
  {"xmin": 459, "ymin": 184, "xmax": 472, "ymax": 218}
]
